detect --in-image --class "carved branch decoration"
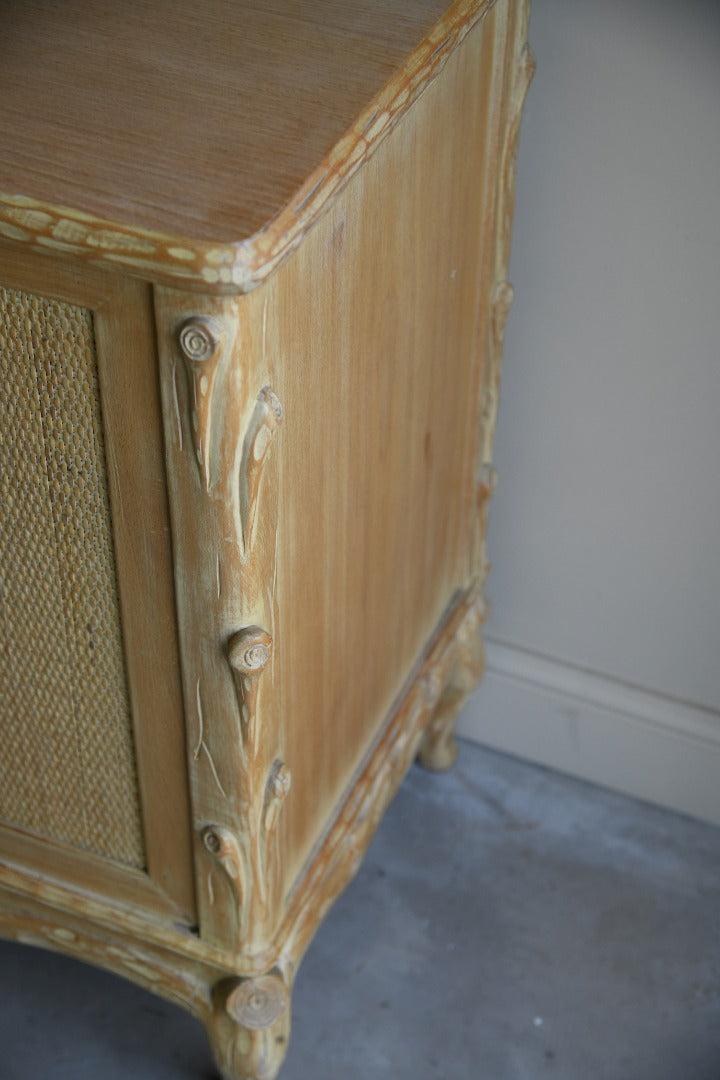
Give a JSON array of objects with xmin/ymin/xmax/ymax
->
[
  {"xmin": 458, "ymin": 587, "xmax": 489, "ymax": 650},
  {"xmin": 201, "ymin": 825, "xmax": 247, "ymax": 918},
  {"xmin": 473, "ymin": 34, "xmax": 534, "ymax": 579},
  {"xmin": 239, "ymin": 386, "xmax": 283, "ymax": 554},
  {"xmin": 490, "ymin": 281, "xmax": 514, "ymax": 359},
  {"xmin": 496, "ymin": 42, "xmax": 535, "ymax": 275},
  {"xmin": 481, "ymin": 37, "xmax": 534, "ymax": 446},
  {"xmin": 176, "ymin": 314, "xmax": 225, "ymax": 490},
  {"xmin": 257, "ymin": 759, "xmax": 291, "ymax": 906},
  {"xmin": 263, "ymin": 760, "xmax": 292, "ymax": 837},
  {"xmin": 476, "ymin": 461, "xmax": 498, "ymax": 502},
  {"xmin": 478, "ymin": 26, "xmax": 534, "ymax": 458},
  {"xmin": 227, "ymin": 626, "xmax": 273, "ymax": 757},
  {"xmin": 225, "ymin": 630, "xmax": 290, "ymax": 939}
]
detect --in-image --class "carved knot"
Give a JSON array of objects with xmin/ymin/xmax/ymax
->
[
  {"xmin": 177, "ymin": 316, "xmax": 222, "ymax": 364},
  {"xmin": 259, "ymin": 385, "xmax": 284, "ymax": 426},
  {"xmin": 228, "ymin": 627, "xmax": 272, "ymax": 677},
  {"xmin": 492, "ymin": 280, "xmax": 515, "ymax": 316},
  {"xmin": 267, "ymin": 760, "xmax": 292, "ymax": 802},
  {"xmin": 226, "ymin": 974, "xmax": 289, "ymax": 1030},
  {"xmin": 459, "ymin": 591, "xmax": 488, "ymax": 644},
  {"xmin": 477, "ymin": 463, "xmax": 498, "ymax": 500},
  {"xmin": 244, "ymin": 643, "xmax": 270, "ymax": 670},
  {"xmin": 422, "ymin": 669, "xmax": 443, "ymax": 707},
  {"xmin": 202, "ymin": 827, "xmax": 223, "ymax": 854}
]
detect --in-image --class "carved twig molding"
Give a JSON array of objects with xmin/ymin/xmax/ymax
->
[
  {"xmin": 239, "ymin": 387, "xmax": 283, "ymax": 554},
  {"xmin": 176, "ymin": 314, "xmax": 225, "ymax": 489}
]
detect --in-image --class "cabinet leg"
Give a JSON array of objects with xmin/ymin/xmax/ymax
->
[
  {"xmin": 206, "ymin": 972, "xmax": 291, "ymax": 1080},
  {"xmin": 417, "ymin": 684, "xmax": 462, "ymax": 771},
  {"xmin": 418, "ymin": 614, "xmax": 485, "ymax": 772}
]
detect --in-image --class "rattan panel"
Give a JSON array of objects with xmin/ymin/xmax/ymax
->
[{"xmin": 0, "ymin": 286, "xmax": 145, "ymax": 867}]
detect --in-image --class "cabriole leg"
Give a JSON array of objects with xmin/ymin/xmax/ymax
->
[
  {"xmin": 418, "ymin": 606, "xmax": 485, "ymax": 772},
  {"xmin": 418, "ymin": 682, "xmax": 464, "ymax": 771},
  {"xmin": 206, "ymin": 972, "xmax": 291, "ymax": 1080}
]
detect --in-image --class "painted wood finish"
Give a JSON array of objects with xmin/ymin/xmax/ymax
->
[
  {"xmin": 1, "ymin": 0, "xmax": 503, "ymax": 292},
  {"xmin": 0, "ymin": 2, "xmax": 532, "ymax": 1077}
]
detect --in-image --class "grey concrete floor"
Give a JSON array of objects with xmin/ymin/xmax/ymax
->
[{"xmin": 1, "ymin": 740, "xmax": 719, "ymax": 1079}]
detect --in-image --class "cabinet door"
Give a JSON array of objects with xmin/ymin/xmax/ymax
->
[{"xmin": 0, "ymin": 244, "xmax": 195, "ymax": 926}]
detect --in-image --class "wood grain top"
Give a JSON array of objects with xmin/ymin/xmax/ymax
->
[{"xmin": 0, "ymin": 0, "xmax": 493, "ymax": 291}]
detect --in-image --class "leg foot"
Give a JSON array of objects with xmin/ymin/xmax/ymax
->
[
  {"xmin": 417, "ymin": 685, "xmax": 462, "ymax": 771},
  {"xmin": 206, "ymin": 972, "xmax": 291, "ymax": 1080},
  {"xmin": 418, "ymin": 604, "xmax": 485, "ymax": 772}
]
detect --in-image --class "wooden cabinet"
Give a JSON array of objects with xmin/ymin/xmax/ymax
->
[{"xmin": 0, "ymin": 2, "xmax": 532, "ymax": 1076}]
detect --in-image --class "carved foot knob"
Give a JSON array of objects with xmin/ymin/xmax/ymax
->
[{"xmin": 208, "ymin": 973, "xmax": 291, "ymax": 1080}]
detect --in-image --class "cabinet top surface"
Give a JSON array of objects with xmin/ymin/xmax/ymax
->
[{"xmin": 0, "ymin": 0, "xmax": 491, "ymax": 292}]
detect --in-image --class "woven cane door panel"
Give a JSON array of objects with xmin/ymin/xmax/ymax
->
[{"xmin": 0, "ymin": 286, "xmax": 145, "ymax": 868}]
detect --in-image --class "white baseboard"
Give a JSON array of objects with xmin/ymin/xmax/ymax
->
[{"xmin": 457, "ymin": 637, "xmax": 720, "ymax": 826}]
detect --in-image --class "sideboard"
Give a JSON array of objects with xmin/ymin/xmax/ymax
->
[{"xmin": 0, "ymin": 2, "xmax": 533, "ymax": 1076}]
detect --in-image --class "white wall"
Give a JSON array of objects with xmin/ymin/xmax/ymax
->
[{"xmin": 459, "ymin": 0, "xmax": 720, "ymax": 823}]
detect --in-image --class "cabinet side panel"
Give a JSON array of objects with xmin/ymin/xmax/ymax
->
[
  {"xmin": 0, "ymin": 286, "xmax": 144, "ymax": 867},
  {"xmin": 259, "ymin": 7, "xmax": 508, "ymax": 894}
]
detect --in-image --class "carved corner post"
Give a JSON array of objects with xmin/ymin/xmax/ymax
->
[
  {"xmin": 476, "ymin": 0, "xmax": 534, "ymax": 565},
  {"xmin": 154, "ymin": 285, "xmax": 292, "ymax": 1078},
  {"xmin": 420, "ymin": 0, "xmax": 534, "ymax": 773},
  {"xmin": 477, "ymin": 0, "xmax": 535, "ymax": 524}
]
